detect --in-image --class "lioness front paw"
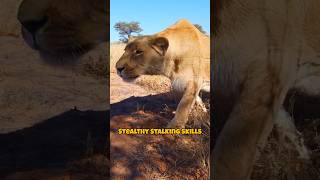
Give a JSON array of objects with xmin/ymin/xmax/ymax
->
[{"xmin": 166, "ymin": 118, "xmax": 186, "ymax": 128}]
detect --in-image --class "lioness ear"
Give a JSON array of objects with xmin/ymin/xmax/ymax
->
[{"xmin": 150, "ymin": 37, "xmax": 169, "ymax": 56}]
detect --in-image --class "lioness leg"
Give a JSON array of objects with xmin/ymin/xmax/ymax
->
[
  {"xmin": 213, "ymin": 74, "xmax": 278, "ymax": 180},
  {"xmin": 275, "ymin": 107, "xmax": 310, "ymax": 159},
  {"xmin": 167, "ymin": 81, "xmax": 198, "ymax": 128},
  {"xmin": 195, "ymin": 82, "xmax": 210, "ymax": 112}
]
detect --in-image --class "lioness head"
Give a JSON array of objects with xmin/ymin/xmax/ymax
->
[
  {"xmin": 116, "ymin": 36, "xmax": 169, "ymax": 81},
  {"xmin": 17, "ymin": 0, "xmax": 108, "ymax": 63}
]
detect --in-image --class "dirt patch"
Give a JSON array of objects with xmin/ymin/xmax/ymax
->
[
  {"xmin": 0, "ymin": 37, "xmax": 109, "ymax": 133},
  {"xmin": 0, "ymin": 35, "xmax": 109, "ymax": 178},
  {"xmin": 110, "ymin": 96, "xmax": 210, "ymax": 180}
]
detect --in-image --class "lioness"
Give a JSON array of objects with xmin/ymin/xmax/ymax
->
[
  {"xmin": 116, "ymin": 19, "xmax": 210, "ymax": 128},
  {"xmin": 213, "ymin": 0, "xmax": 320, "ymax": 179},
  {"xmin": 17, "ymin": 0, "xmax": 108, "ymax": 62}
]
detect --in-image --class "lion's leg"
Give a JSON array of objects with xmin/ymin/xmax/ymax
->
[
  {"xmin": 213, "ymin": 74, "xmax": 280, "ymax": 180},
  {"xmin": 213, "ymin": 104, "xmax": 274, "ymax": 180},
  {"xmin": 275, "ymin": 107, "xmax": 310, "ymax": 159},
  {"xmin": 167, "ymin": 81, "xmax": 198, "ymax": 128},
  {"xmin": 193, "ymin": 81, "xmax": 209, "ymax": 112}
]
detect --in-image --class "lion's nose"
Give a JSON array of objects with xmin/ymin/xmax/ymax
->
[
  {"xmin": 117, "ymin": 67, "xmax": 125, "ymax": 74},
  {"xmin": 20, "ymin": 17, "xmax": 48, "ymax": 36}
]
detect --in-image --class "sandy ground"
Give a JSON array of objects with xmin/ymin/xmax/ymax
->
[
  {"xmin": 110, "ymin": 72, "xmax": 153, "ymax": 104},
  {"xmin": 0, "ymin": 36, "xmax": 109, "ymax": 134},
  {"xmin": 0, "ymin": 1, "xmax": 109, "ymax": 178},
  {"xmin": 0, "ymin": 33, "xmax": 109, "ymax": 179},
  {"xmin": 0, "ymin": 0, "xmax": 109, "ymax": 134}
]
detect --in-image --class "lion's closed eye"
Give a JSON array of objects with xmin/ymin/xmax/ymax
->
[{"xmin": 134, "ymin": 50, "xmax": 144, "ymax": 56}]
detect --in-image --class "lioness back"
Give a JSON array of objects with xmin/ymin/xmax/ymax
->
[{"xmin": 157, "ymin": 19, "xmax": 210, "ymax": 85}]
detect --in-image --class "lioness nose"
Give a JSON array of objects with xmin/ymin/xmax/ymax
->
[
  {"xmin": 117, "ymin": 67, "xmax": 125, "ymax": 74},
  {"xmin": 20, "ymin": 17, "xmax": 48, "ymax": 36}
]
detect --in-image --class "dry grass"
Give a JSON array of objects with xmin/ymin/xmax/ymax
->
[
  {"xmin": 251, "ymin": 92, "xmax": 320, "ymax": 180},
  {"xmin": 81, "ymin": 55, "xmax": 109, "ymax": 78},
  {"xmin": 135, "ymin": 75, "xmax": 171, "ymax": 93},
  {"xmin": 252, "ymin": 120, "xmax": 320, "ymax": 180},
  {"xmin": 78, "ymin": 43, "xmax": 110, "ymax": 79}
]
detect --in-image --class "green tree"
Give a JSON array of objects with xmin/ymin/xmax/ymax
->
[{"xmin": 114, "ymin": 21, "xmax": 143, "ymax": 43}]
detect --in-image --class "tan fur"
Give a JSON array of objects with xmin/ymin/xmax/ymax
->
[
  {"xmin": 116, "ymin": 19, "xmax": 210, "ymax": 128},
  {"xmin": 17, "ymin": 0, "xmax": 108, "ymax": 61},
  {"xmin": 213, "ymin": 0, "xmax": 320, "ymax": 179}
]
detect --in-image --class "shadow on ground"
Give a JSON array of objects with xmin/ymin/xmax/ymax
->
[
  {"xmin": 110, "ymin": 93, "xmax": 210, "ymax": 179},
  {"xmin": 0, "ymin": 109, "xmax": 109, "ymax": 179},
  {"xmin": 284, "ymin": 90, "xmax": 320, "ymax": 122},
  {"xmin": 111, "ymin": 92, "xmax": 178, "ymax": 118}
]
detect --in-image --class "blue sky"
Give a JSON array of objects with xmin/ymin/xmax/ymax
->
[{"xmin": 110, "ymin": 0, "xmax": 210, "ymax": 42}]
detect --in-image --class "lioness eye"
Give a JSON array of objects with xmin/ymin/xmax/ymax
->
[{"xmin": 135, "ymin": 50, "xmax": 143, "ymax": 55}]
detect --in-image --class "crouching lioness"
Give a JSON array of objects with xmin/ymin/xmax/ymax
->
[
  {"xmin": 116, "ymin": 19, "xmax": 210, "ymax": 128},
  {"xmin": 213, "ymin": 0, "xmax": 320, "ymax": 179}
]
